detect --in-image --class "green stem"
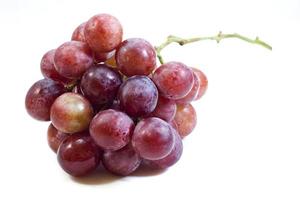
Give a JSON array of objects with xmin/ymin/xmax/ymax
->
[{"xmin": 155, "ymin": 32, "xmax": 272, "ymax": 64}]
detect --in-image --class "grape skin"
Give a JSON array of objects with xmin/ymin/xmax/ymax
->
[
  {"xmin": 132, "ymin": 117, "xmax": 175, "ymax": 160},
  {"xmin": 47, "ymin": 123, "xmax": 69, "ymax": 153},
  {"xmin": 50, "ymin": 93, "xmax": 94, "ymax": 134},
  {"xmin": 153, "ymin": 61, "xmax": 194, "ymax": 100},
  {"xmin": 176, "ymin": 71, "xmax": 200, "ymax": 104},
  {"xmin": 144, "ymin": 129, "xmax": 183, "ymax": 169},
  {"xmin": 192, "ymin": 68, "xmax": 208, "ymax": 100},
  {"xmin": 116, "ymin": 38, "xmax": 156, "ymax": 76},
  {"xmin": 118, "ymin": 76, "xmax": 158, "ymax": 117},
  {"xmin": 148, "ymin": 96, "xmax": 177, "ymax": 122},
  {"xmin": 102, "ymin": 145, "xmax": 141, "ymax": 176},
  {"xmin": 54, "ymin": 41, "xmax": 93, "ymax": 79},
  {"xmin": 25, "ymin": 79, "xmax": 65, "ymax": 121},
  {"xmin": 40, "ymin": 49, "xmax": 72, "ymax": 84},
  {"xmin": 71, "ymin": 22, "xmax": 86, "ymax": 42},
  {"xmin": 57, "ymin": 134, "xmax": 101, "ymax": 177},
  {"xmin": 174, "ymin": 103, "xmax": 197, "ymax": 137},
  {"xmin": 90, "ymin": 109, "xmax": 134, "ymax": 151},
  {"xmin": 80, "ymin": 64, "xmax": 122, "ymax": 106},
  {"xmin": 84, "ymin": 14, "xmax": 123, "ymax": 53}
]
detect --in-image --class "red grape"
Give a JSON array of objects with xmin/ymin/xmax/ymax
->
[
  {"xmin": 71, "ymin": 22, "xmax": 86, "ymax": 42},
  {"xmin": 102, "ymin": 145, "xmax": 141, "ymax": 176},
  {"xmin": 25, "ymin": 79, "xmax": 65, "ymax": 121},
  {"xmin": 144, "ymin": 129, "xmax": 183, "ymax": 169},
  {"xmin": 50, "ymin": 93, "xmax": 93, "ymax": 133},
  {"xmin": 90, "ymin": 109, "xmax": 134, "ymax": 151},
  {"xmin": 54, "ymin": 41, "xmax": 93, "ymax": 79},
  {"xmin": 176, "ymin": 71, "xmax": 200, "ymax": 104},
  {"xmin": 192, "ymin": 68, "xmax": 208, "ymax": 100},
  {"xmin": 116, "ymin": 38, "xmax": 156, "ymax": 76},
  {"xmin": 84, "ymin": 14, "xmax": 123, "ymax": 53},
  {"xmin": 174, "ymin": 103, "xmax": 197, "ymax": 137},
  {"xmin": 153, "ymin": 61, "xmax": 194, "ymax": 100},
  {"xmin": 132, "ymin": 117, "xmax": 175, "ymax": 160},
  {"xmin": 118, "ymin": 76, "xmax": 158, "ymax": 117},
  {"xmin": 57, "ymin": 134, "xmax": 101, "ymax": 177},
  {"xmin": 148, "ymin": 96, "xmax": 177, "ymax": 122},
  {"xmin": 80, "ymin": 64, "xmax": 122, "ymax": 106},
  {"xmin": 47, "ymin": 123, "xmax": 69, "ymax": 153},
  {"xmin": 40, "ymin": 49, "xmax": 72, "ymax": 84}
]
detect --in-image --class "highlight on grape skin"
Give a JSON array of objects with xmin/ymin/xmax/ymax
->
[{"xmin": 25, "ymin": 13, "xmax": 209, "ymax": 178}]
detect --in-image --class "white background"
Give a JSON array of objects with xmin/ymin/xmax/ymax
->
[{"xmin": 0, "ymin": 0, "xmax": 299, "ymax": 199}]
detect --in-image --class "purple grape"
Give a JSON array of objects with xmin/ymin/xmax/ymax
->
[
  {"xmin": 57, "ymin": 134, "xmax": 101, "ymax": 177},
  {"xmin": 80, "ymin": 64, "xmax": 122, "ymax": 106},
  {"xmin": 102, "ymin": 145, "xmax": 141, "ymax": 176},
  {"xmin": 25, "ymin": 79, "xmax": 65, "ymax": 121},
  {"xmin": 47, "ymin": 123, "xmax": 69, "ymax": 153},
  {"xmin": 148, "ymin": 96, "xmax": 176, "ymax": 121},
  {"xmin": 118, "ymin": 76, "xmax": 158, "ymax": 117},
  {"xmin": 132, "ymin": 117, "xmax": 175, "ymax": 160}
]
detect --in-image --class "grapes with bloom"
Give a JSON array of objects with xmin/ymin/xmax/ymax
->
[{"xmin": 25, "ymin": 13, "xmax": 207, "ymax": 178}]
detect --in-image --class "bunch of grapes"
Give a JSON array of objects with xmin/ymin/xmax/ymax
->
[{"xmin": 25, "ymin": 13, "xmax": 208, "ymax": 177}]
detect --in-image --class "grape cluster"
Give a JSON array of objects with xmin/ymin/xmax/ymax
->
[{"xmin": 25, "ymin": 13, "xmax": 208, "ymax": 177}]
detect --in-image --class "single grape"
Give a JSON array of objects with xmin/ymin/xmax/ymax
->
[
  {"xmin": 50, "ymin": 93, "xmax": 93, "ymax": 133},
  {"xmin": 71, "ymin": 22, "xmax": 86, "ymax": 42},
  {"xmin": 116, "ymin": 38, "xmax": 156, "ymax": 76},
  {"xmin": 176, "ymin": 71, "xmax": 200, "ymax": 104},
  {"xmin": 25, "ymin": 79, "xmax": 65, "ymax": 121},
  {"xmin": 80, "ymin": 64, "xmax": 122, "ymax": 106},
  {"xmin": 153, "ymin": 61, "xmax": 194, "ymax": 100},
  {"xmin": 192, "ymin": 68, "xmax": 208, "ymax": 100},
  {"xmin": 54, "ymin": 41, "xmax": 93, "ymax": 79},
  {"xmin": 132, "ymin": 117, "xmax": 175, "ymax": 160},
  {"xmin": 47, "ymin": 123, "xmax": 69, "ymax": 153},
  {"xmin": 118, "ymin": 76, "xmax": 158, "ymax": 117},
  {"xmin": 90, "ymin": 109, "xmax": 134, "ymax": 151},
  {"xmin": 84, "ymin": 14, "xmax": 123, "ymax": 53},
  {"xmin": 40, "ymin": 49, "xmax": 72, "ymax": 84},
  {"xmin": 93, "ymin": 50, "xmax": 115, "ymax": 63},
  {"xmin": 57, "ymin": 134, "xmax": 101, "ymax": 177},
  {"xmin": 174, "ymin": 103, "xmax": 197, "ymax": 137},
  {"xmin": 144, "ymin": 129, "xmax": 183, "ymax": 169},
  {"xmin": 148, "ymin": 96, "xmax": 176, "ymax": 121},
  {"xmin": 102, "ymin": 145, "xmax": 141, "ymax": 176}
]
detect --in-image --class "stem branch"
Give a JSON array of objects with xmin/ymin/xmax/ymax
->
[{"xmin": 155, "ymin": 32, "xmax": 272, "ymax": 64}]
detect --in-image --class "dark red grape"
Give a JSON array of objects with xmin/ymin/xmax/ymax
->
[
  {"xmin": 40, "ymin": 49, "xmax": 72, "ymax": 84},
  {"xmin": 153, "ymin": 62, "xmax": 194, "ymax": 100},
  {"xmin": 80, "ymin": 64, "xmax": 122, "ymax": 106},
  {"xmin": 102, "ymin": 145, "xmax": 141, "ymax": 176},
  {"xmin": 176, "ymin": 71, "xmax": 200, "ymax": 104},
  {"xmin": 25, "ymin": 79, "xmax": 65, "ymax": 121},
  {"xmin": 71, "ymin": 22, "xmax": 86, "ymax": 42},
  {"xmin": 116, "ymin": 38, "xmax": 156, "ymax": 76},
  {"xmin": 118, "ymin": 76, "xmax": 158, "ymax": 117},
  {"xmin": 144, "ymin": 129, "xmax": 183, "ymax": 169},
  {"xmin": 174, "ymin": 103, "xmax": 197, "ymax": 137},
  {"xmin": 90, "ymin": 109, "xmax": 134, "ymax": 151},
  {"xmin": 54, "ymin": 41, "xmax": 93, "ymax": 79},
  {"xmin": 47, "ymin": 123, "xmax": 69, "ymax": 153},
  {"xmin": 50, "ymin": 93, "xmax": 93, "ymax": 133},
  {"xmin": 57, "ymin": 134, "xmax": 101, "ymax": 177},
  {"xmin": 93, "ymin": 50, "xmax": 115, "ymax": 63},
  {"xmin": 132, "ymin": 117, "xmax": 175, "ymax": 160},
  {"xmin": 192, "ymin": 68, "xmax": 208, "ymax": 100},
  {"xmin": 148, "ymin": 96, "xmax": 176, "ymax": 121},
  {"xmin": 84, "ymin": 14, "xmax": 123, "ymax": 53}
]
